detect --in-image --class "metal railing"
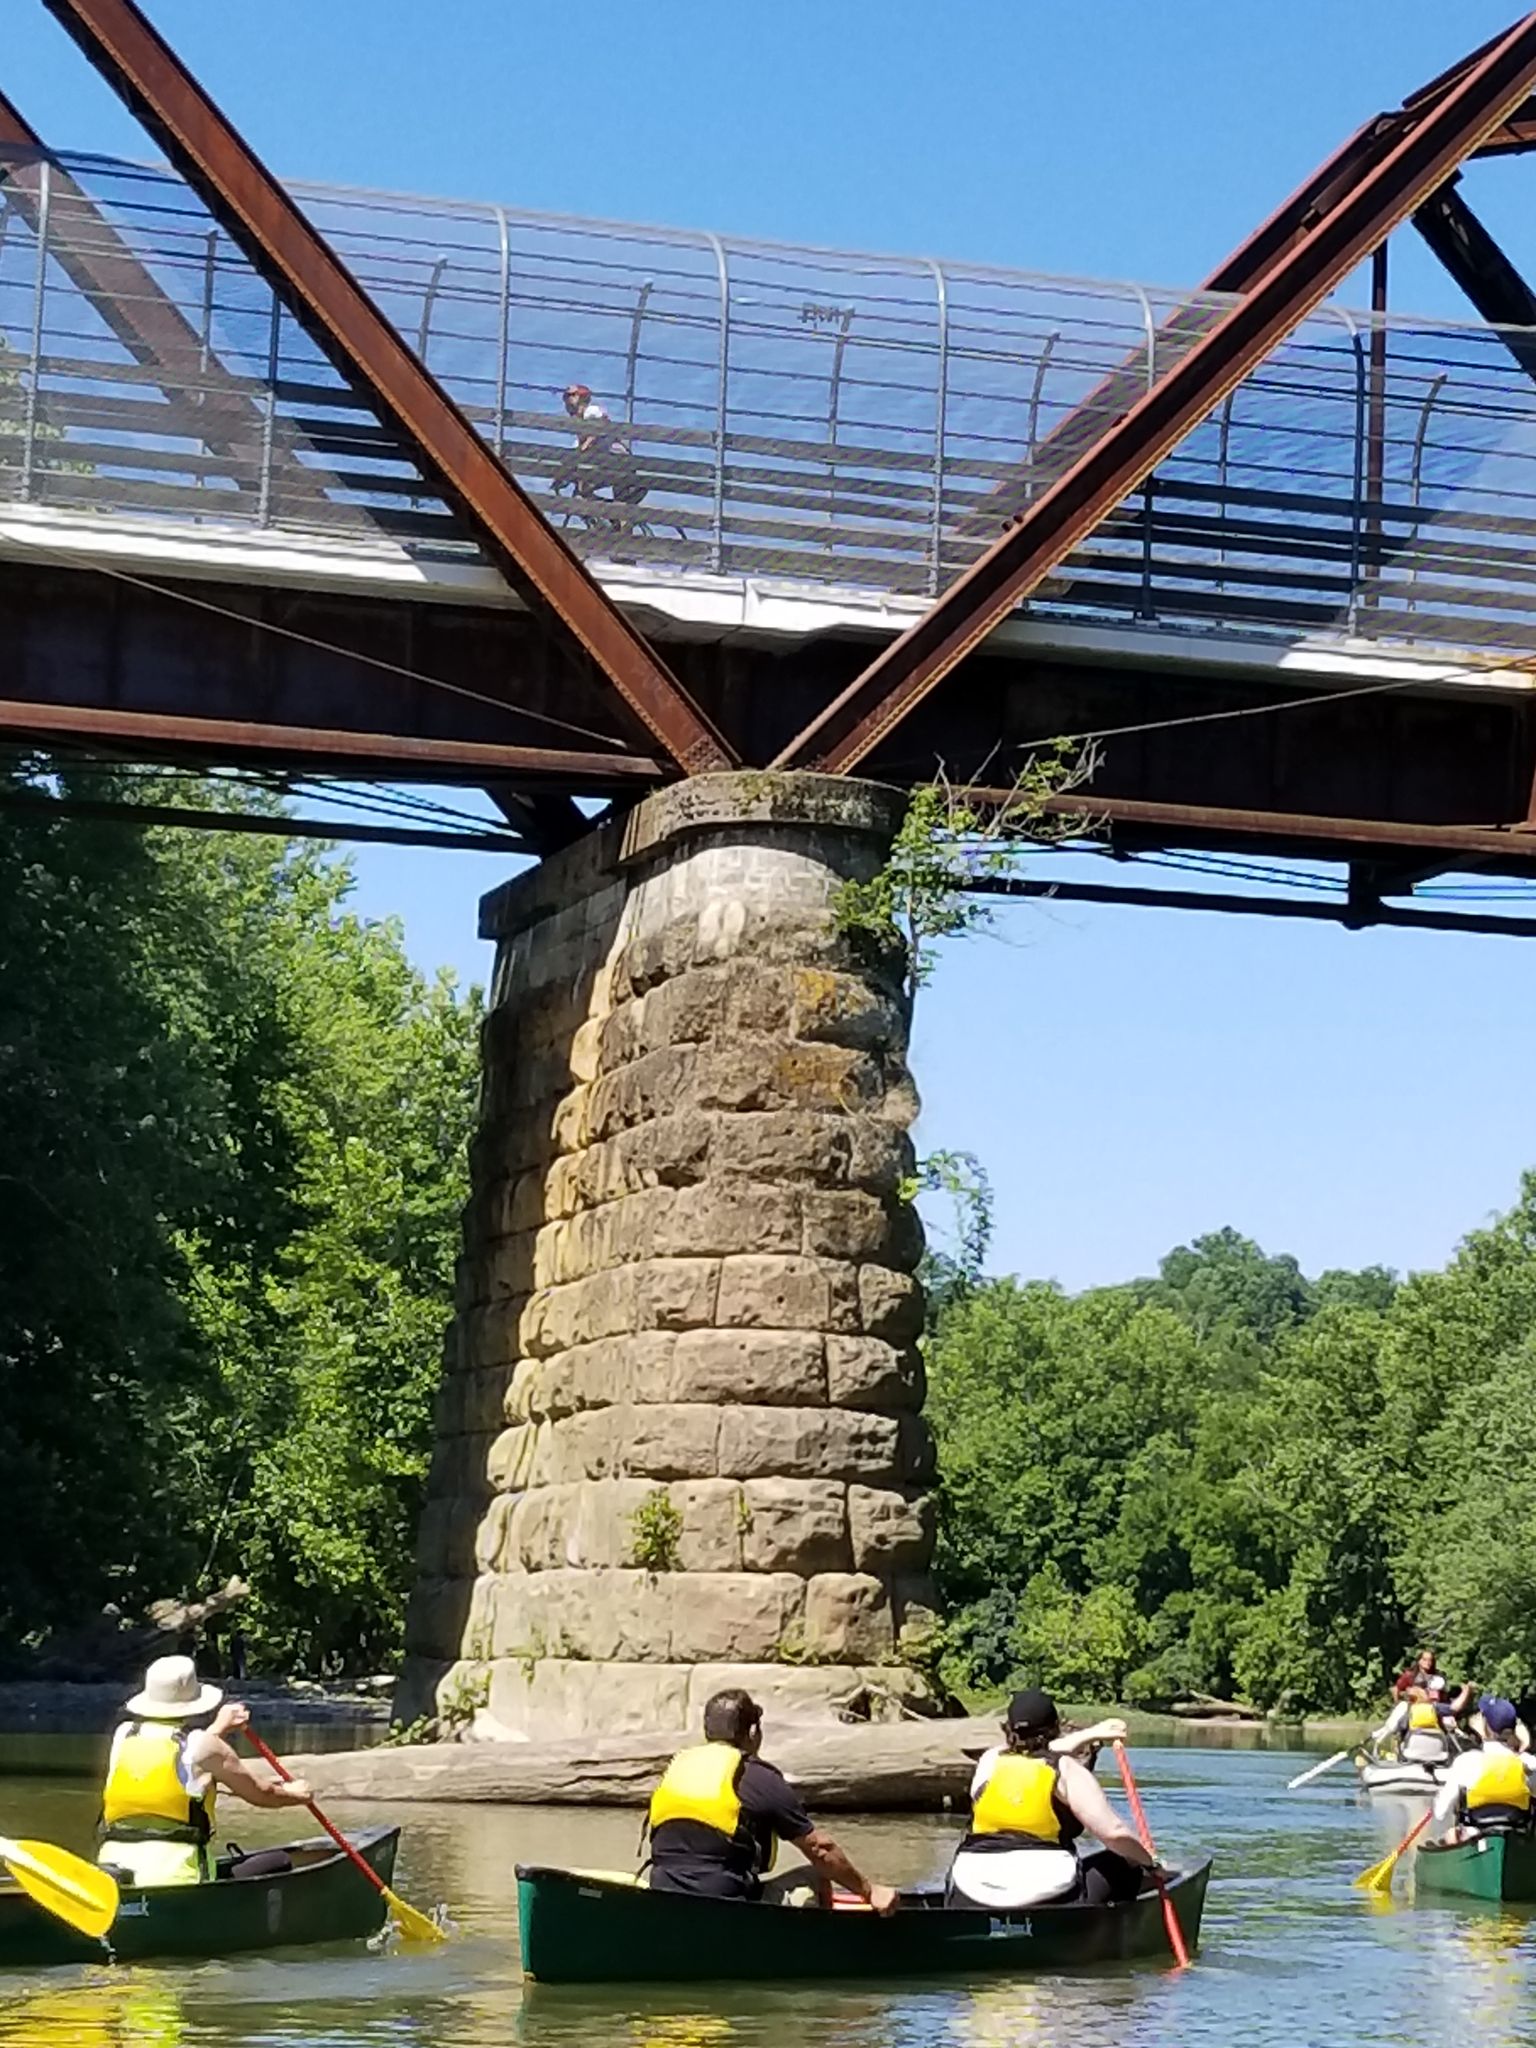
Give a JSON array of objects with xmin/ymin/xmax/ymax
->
[{"xmin": 5, "ymin": 147, "xmax": 1536, "ymax": 660}]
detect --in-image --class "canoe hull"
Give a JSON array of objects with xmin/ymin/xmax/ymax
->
[
  {"xmin": 1417, "ymin": 1830, "xmax": 1536, "ymax": 1903},
  {"xmin": 0, "ymin": 1827, "xmax": 398, "ymax": 1969},
  {"xmin": 516, "ymin": 1859, "xmax": 1212, "ymax": 1984},
  {"xmin": 1356, "ymin": 1759, "xmax": 1442, "ymax": 1796}
]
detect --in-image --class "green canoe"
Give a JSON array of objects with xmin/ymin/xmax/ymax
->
[
  {"xmin": 1416, "ymin": 1828, "xmax": 1536, "ymax": 1903},
  {"xmin": 516, "ymin": 1859, "xmax": 1212, "ymax": 1984},
  {"xmin": 0, "ymin": 1826, "xmax": 399, "ymax": 1969}
]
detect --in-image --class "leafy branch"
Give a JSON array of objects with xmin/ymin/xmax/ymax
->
[{"xmin": 831, "ymin": 742, "xmax": 1100, "ymax": 997}]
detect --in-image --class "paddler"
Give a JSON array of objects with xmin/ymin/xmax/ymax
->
[
  {"xmin": 1369, "ymin": 1682, "xmax": 1458, "ymax": 1769},
  {"xmin": 948, "ymin": 1688, "xmax": 1159, "ymax": 1910},
  {"xmin": 1431, "ymin": 1694, "xmax": 1536, "ymax": 1842},
  {"xmin": 97, "ymin": 1655, "xmax": 314, "ymax": 1887},
  {"xmin": 645, "ymin": 1687, "xmax": 897, "ymax": 1912}
]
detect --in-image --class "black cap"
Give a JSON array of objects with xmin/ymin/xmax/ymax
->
[{"xmin": 1005, "ymin": 1688, "xmax": 1059, "ymax": 1735}]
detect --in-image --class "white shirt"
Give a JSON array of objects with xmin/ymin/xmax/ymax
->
[{"xmin": 1432, "ymin": 1740, "xmax": 1536, "ymax": 1826}]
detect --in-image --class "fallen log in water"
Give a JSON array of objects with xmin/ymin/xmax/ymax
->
[{"xmin": 288, "ymin": 1716, "xmax": 999, "ymax": 1810}]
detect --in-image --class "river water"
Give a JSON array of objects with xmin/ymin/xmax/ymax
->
[{"xmin": 0, "ymin": 1737, "xmax": 1531, "ymax": 2048}]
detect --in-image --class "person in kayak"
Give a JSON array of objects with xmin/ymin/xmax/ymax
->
[
  {"xmin": 645, "ymin": 1687, "xmax": 897, "ymax": 1913},
  {"xmin": 1392, "ymin": 1651, "xmax": 1474, "ymax": 1718},
  {"xmin": 948, "ymin": 1688, "xmax": 1159, "ymax": 1910},
  {"xmin": 1431, "ymin": 1695, "xmax": 1536, "ymax": 1841},
  {"xmin": 98, "ymin": 1655, "xmax": 314, "ymax": 1887},
  {"xmin": 1369, "ymin": 1683, "xmax": 1459, "ymax": 1768}
]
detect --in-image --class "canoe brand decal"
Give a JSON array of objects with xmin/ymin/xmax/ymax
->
[
  {"xmin": 1478, "ymin": 1839, "xmax": 1491, "ymax": 1854},
  {"xmin": 988, "ymin": 1916, "xmax": 1031, "ymax": 1937},
  {"xmin": 116, "ymin": 1900, "xmax": 150, "ymax": 1919}
]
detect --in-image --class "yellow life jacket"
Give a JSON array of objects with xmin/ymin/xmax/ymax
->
[
  {"xmin": 647, "ymin": 1743, "xmax": 776, "ymax": 1874},
  {"xmin": 1408, "ymin": 1701, "xmax": 1444, "ymax": 1733},
  {"xmin": 1466, "ymin": 1746, "xmax": 1532, "ymax": 1815},
  {"xmin": 971, "ymin": 1754, "xmax": 1064, "ymax": 1843},
  {"xmin": 100, "ymin": 1722, "xmax": 216, "ymax": 1879}
]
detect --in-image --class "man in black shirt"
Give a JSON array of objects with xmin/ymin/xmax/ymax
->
[{"xmin": 646, "ymin": 1688, "xmax": 897, "ymax": 1912}]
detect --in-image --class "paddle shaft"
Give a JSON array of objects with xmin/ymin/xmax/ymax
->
[
  {"xmin": 244, "ymin": 1730, "xmax": 389, "ymax": 1902},
  {"xmin": 1112, "ymin": 1741, "xmax": 1190, "ymax": 1970},
  {"xmin": 1287, "ymin": 1749, "xmax": 1351, "ymax": 1791},
  {"xmin": 1362, "ymin": 1808, "xmax": 1433, "ymax": 1890}
]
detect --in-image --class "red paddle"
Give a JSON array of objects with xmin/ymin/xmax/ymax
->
[
  {"xmin": 1113, "ymin": 1740, "xmax": 1190, "ymax": 1969},
  {"xmin": 244, "ymin": 1727, "xmax": 445, "ymax": 1944}
]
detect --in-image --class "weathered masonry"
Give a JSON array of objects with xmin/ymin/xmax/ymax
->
[{"xmin": 401, "ymin": 774, "xmax": 940, "ymax": 1736}]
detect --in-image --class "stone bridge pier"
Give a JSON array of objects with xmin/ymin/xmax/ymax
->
[{"xmin": 399, "ymin": 773, "xmax": 939, "ymax": 1738}]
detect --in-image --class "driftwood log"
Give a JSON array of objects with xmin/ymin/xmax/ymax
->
[
  {"xmin": 31, "ymin": 1577, "xmax": 250, "ymax": 1681},
  {"xmin": 288, "ymin": 1716, "xmax": 1000, "ymax": 1811}
]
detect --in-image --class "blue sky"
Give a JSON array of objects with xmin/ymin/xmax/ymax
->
[{"xmin": 10, "ymin": 0, "xmax": 1536, "ymax": 1289}]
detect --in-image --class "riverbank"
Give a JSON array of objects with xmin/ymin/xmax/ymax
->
[
  {"xmin": 0, "ymin": 1677, "xmax": 391, "ymax": 1736},
  {"xmin": 289, "ymin": 1708, "xmax": 1368, "ymax": 1810}
]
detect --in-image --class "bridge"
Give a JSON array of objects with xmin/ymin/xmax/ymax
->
[
  {"xmin": 15, "ymin": 1, "xmax": 1536, "ymax": 1737},
  {"xmin": 10, "ymin": 4, "xmax": 1536, "ymax": 921}
]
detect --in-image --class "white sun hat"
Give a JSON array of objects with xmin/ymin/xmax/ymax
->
[{"xmin": 126, "ymin": 1654, "xmax": 224, "ymax": 1721}]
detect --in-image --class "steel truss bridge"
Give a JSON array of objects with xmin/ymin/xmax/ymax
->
[{"xmin": 13, "ymin": 2, "xmax": 1536, "ymax": 934}]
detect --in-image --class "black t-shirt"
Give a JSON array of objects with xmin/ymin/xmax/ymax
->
[{"xmin": 649, "ymin": 1756, "xmax": 812, "ymax": 1900}]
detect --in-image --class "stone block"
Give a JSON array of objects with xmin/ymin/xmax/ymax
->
[
  {"xmin": 619, "ymin": 1402, "xmax": 721, "ymax": 1479},
  {"xmin": 435, "ymin": 1365, "xmax": 511, "ymax": 1438},
  {"xmin": 709, "ymin": 1111, "xmax": 853, "ymax": 1188},
  {"xmin": 670, "ymin": 1479, "xmax": 747, "ymax": 1572},
  {"xmin": 740, "ymin": 1478, "xmax": 850, "ymax": 1573},
  {"xmin": 825, "ymin": 1336, "xmax": 924, "ymax": 1411},
  {"xmin": 487, "ymin": 1657, "xmax": 691, "ymax": 1741},
  {"xmin": 487, "ymin": 1422, "xmax": 542, "ymax": 1494},
  {"xmin": 403, "ymin": 1578, "xmax": 474, "ymax": 1662},
  {"xmin": 683, "ymin": 1663, "xmax": 872, "ymax": 1724},
  {"xmin": 505, "ymin": 1358, "xmax": 541, "ymax": 1424},
  {"xmin": 789, "ymin": 966, "xmax": 901, "ymax": 1052},
  {"xmin": 898, "ymin": 1414, "xmax": 938, "ymax": 1484},
  {"xmin": 847, "ymin": 1486, "xmax": 935, "ymax": 1572},
  {"xmin": 724, "ymin": 962, "xmax": 794, "ymax": 1037},
  {"xmin": 668, "ymin": 1572, "xmax": 805, "ymax": 1663},
  {"xmin": 414, "ymin": 1496, "xmax": 475, "ymax": 1578},
  {"xmin": 460, "ymin": 1300, "xmax": 522, "ymax": 1373},
  {"xmin": 508, "ymin": 1484, "xmax": 577, "ymax": 1571},
  {"xmin": 800, "ymin": 1190, "xmax": 893, "ymax": 1262},
  {"xmin": 522, "ymin": 1260, "xmax": 721, "ymax": 1356},
  {"xmin": 570, "ymin": 1477, "xmax": 655, "ymax": 1568},
  {"xmin": 801, "ymin": 1572, "xmax": 896, "ymax": 1663},
  {"xmin": 648, "ymin": 1179, "xmax": 803, "ymax": 1259},
  {"xmin": 894, "ymin": 1574, "xmax": 942, "ymax": 1655},
  {"xmin": 716, "ymin": 1255, "xmax": 833, "ymax": 1331},
  {"xmin": 473, "ymin": 1492, "xmax": 518, "ymax": 1574},
  {"xmin": 857, "ymin": 1264, "xmax": 925, "ymax": 1342},
  {"xmin": 717, "ymin": 1406, "xmax": 901, "ymax": 1482},
  {"xmin": 429, "ymin": 1429, "xmax": 498, "ymax": 1500},
  {"xmin": 669, "ymin": 1329, "xmax": 826, "ymax": 1406},
  {"xmin": 544, "ymin": 1408, "xmax": 625, "ymax": 1483}
]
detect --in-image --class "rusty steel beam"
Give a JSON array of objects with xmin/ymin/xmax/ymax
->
[
  {"xmin": 39, "ymin": 0, "xmax": 733, "ymax": 777},
  {"xmin": 959, "ymin": 872, "xmax": 1536, "ymax": 940},
  {"xmin": 0, "ymin": 695, "xmax": 662, "ymax": 782},
  {"xmin": 0, "ymin": 90, "xmax": 333, "ymax": 507},
  {"xmin": 0, "ymin": 787, "xmax": 530, "ymax": 853},
  {"xmin": 983, "ymin": 788, "xmax": 1536, "ymax": 869},
  {"xmin": 773, "ymin": 14, "xmax": 1536, "ymax": 775},
  {"xmin": 1413, "ymin": 180, "xmax": 1536, "ymax": 386}
]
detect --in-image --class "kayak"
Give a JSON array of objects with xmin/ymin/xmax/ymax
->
[
  {"xmin": 1416, "ymin": 1829, "xmax": 1536, "ymax": 1903},
  {"xmin": 0, "ymin": 1827, "xmax": 398, "ymax": 1968},
  {"xmin": 1355, "ymin": 1756, "xmax": 1443, "ymax": 1796},
  {"xmin": 516, "ymin": 1858, "xmax": 1212, "ymax": 1983}
]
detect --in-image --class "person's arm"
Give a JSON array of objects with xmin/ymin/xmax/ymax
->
[
  {"xmin": 1431, "ymin": 1753, "xmax": 1471, "ymax": 1832},
  {"xmin": 1055, "ymin": 1754, "xmax": 1155, "ymax": 1867},
  {"xmin": 786, "ymin": 1826, "xmax": 898, "ymax": 1915},
  {"xmin": 1050, "ymin": 1718, "xmax": 1127, "ymax": 1762},
  {"xmin": 1370, "ymin": 1701, "xmax": 1407, "ymax": 1745},
  {"xmin": 194, "ymin": 1731, "xmax": 312, "ymax": 1811}
]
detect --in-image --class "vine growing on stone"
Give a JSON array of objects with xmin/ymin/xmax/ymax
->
[{"xmin": 830, "ymin": 743, "xmax": 1100, "ymax": 996}]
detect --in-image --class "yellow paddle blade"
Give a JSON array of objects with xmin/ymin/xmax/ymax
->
[
  {"xmin": 384, "ymin": 1883, "xmax": 447, "ymax": 1945},
  {"xmin": 1355, "ymin": 1848, "xmax": 1403, "ymax": 1893},
  {"xmin": 0, "ymin": 1837, "xmax": 119, "ymax": 1939}
]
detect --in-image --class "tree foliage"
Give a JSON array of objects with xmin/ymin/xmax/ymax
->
[
  {"xmin": 0, "ymin": 761, "xmax": 479, "ymax": 1673},
  {"xmin": 928, "ymin": 1202, "xmax": 1536, "ymax": 1716}
]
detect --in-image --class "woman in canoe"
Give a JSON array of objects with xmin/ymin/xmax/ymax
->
[
  {"xmin": 949, "ymin": 1688, "xmax": 1159, "ymax": 1911},
  {"xmin": 97, "ymin": 1655, "xmax": 315, "ymax": 1888}
]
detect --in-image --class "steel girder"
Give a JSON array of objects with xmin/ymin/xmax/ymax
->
[
  {"xmin": 771, "ymin": 12, "xmax": 1536, "ymax": 777},
  {"xmin": 36, "ymin": 0, "xmax": 733, "ymax": 779}
]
